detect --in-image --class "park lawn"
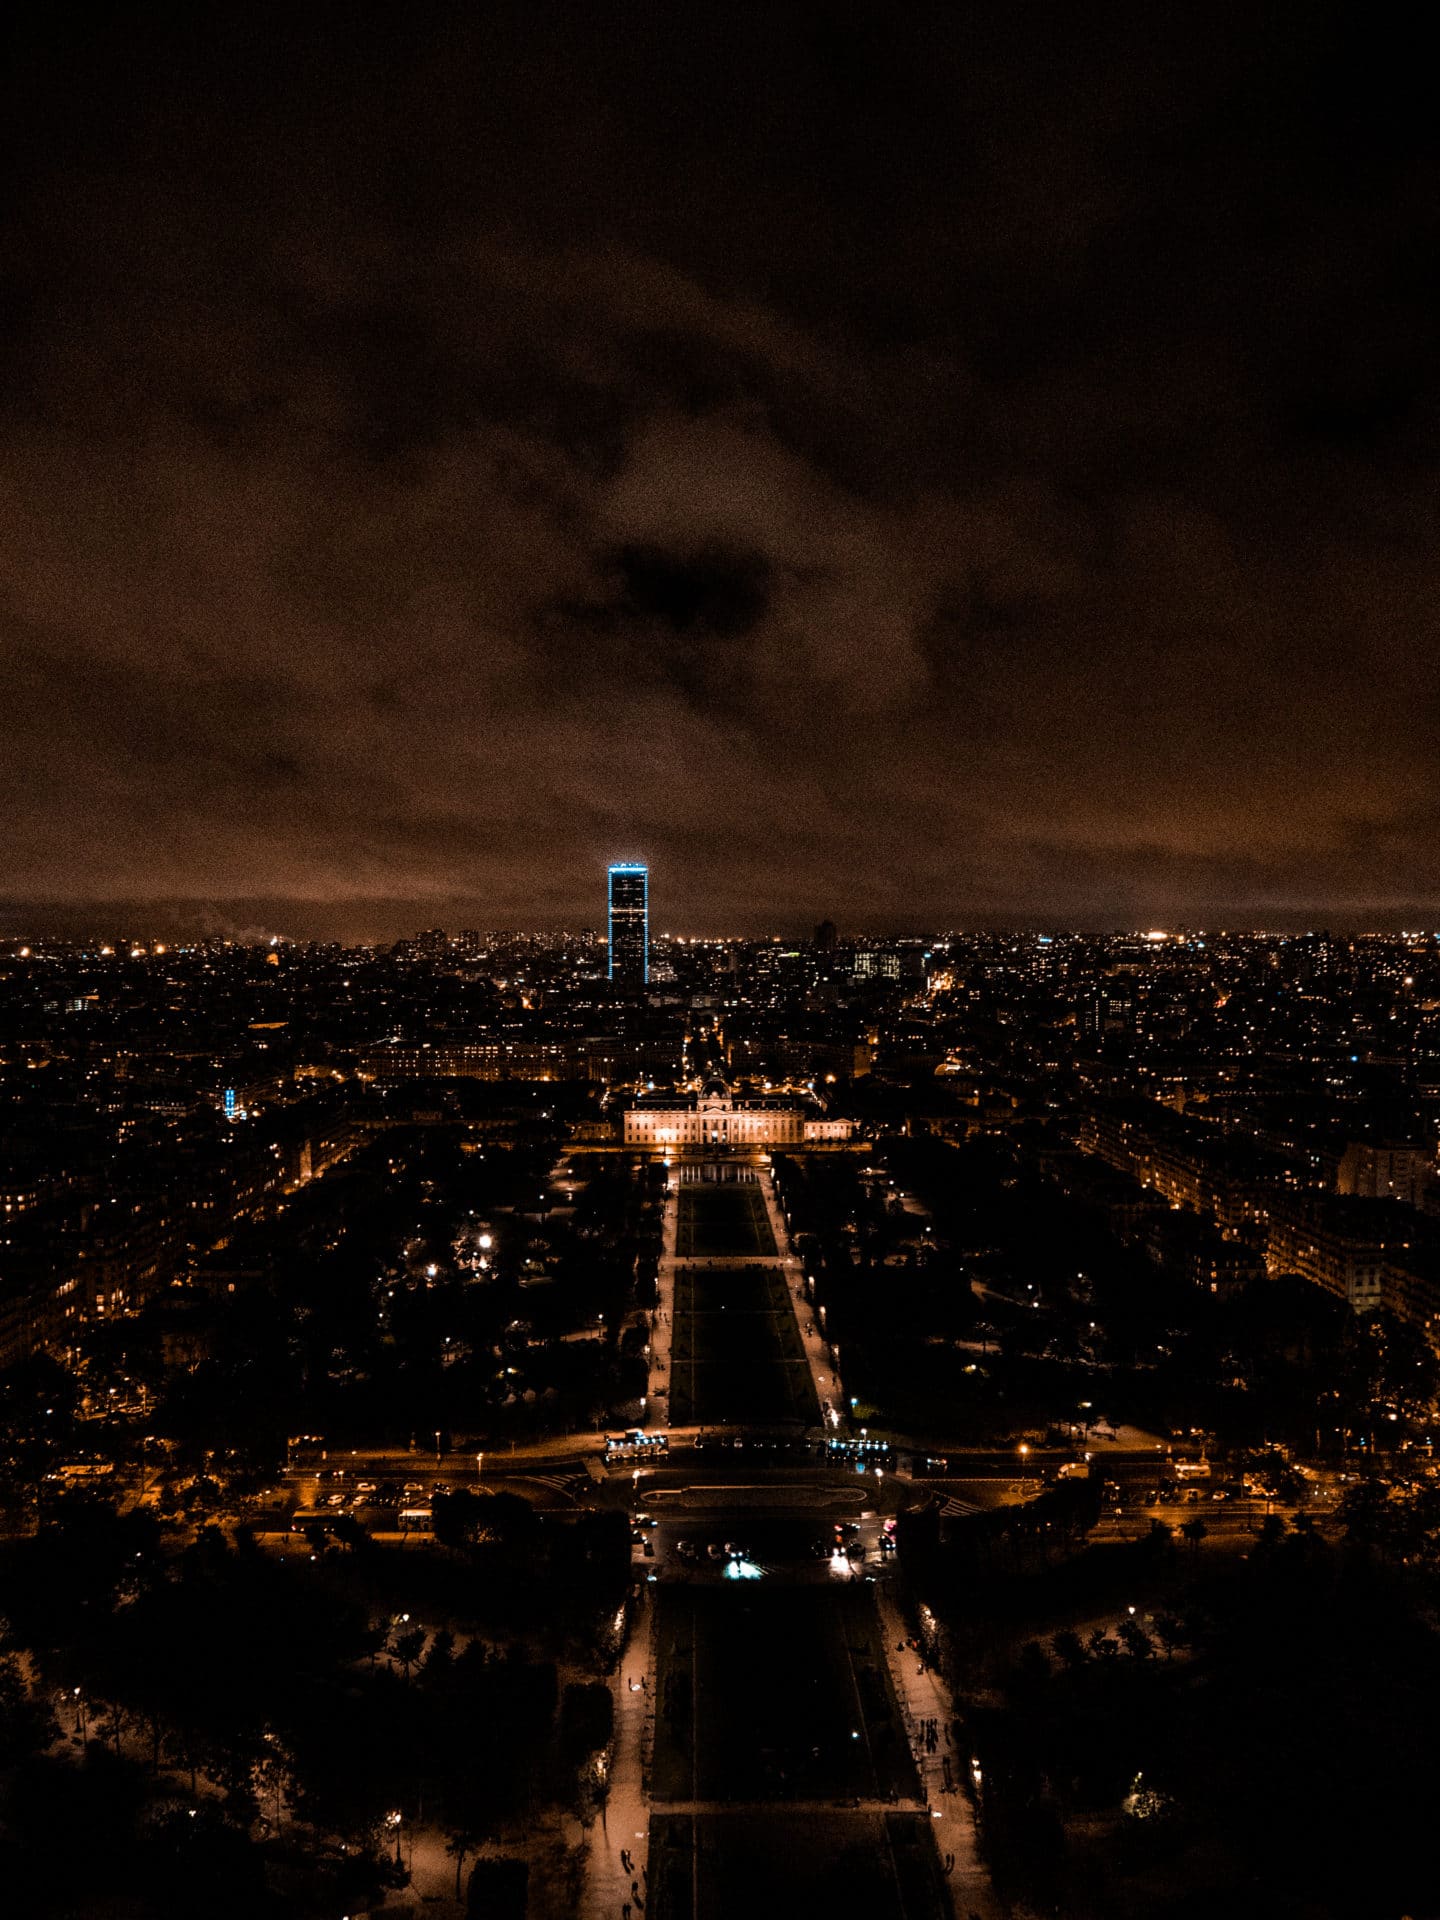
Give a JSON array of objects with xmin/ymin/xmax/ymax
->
[
  {"xmin": 669, "ymin": 1266, "xmax": 817, "ymax": 1427},
  {"xmin": 650, "ymin": 1583, "xmax": 918, "ymax": 1805},
  {"xmin": 675, "ymin": 1184, "xmax": 777, "ymax": 1259}
]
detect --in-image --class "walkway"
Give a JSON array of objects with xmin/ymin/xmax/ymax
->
[
  {"xmin": 874, "ymin": 1584, "xmax": 1001, "ymax": 1920},
  {"xmin": 646, "ymin": 1166, "xmax": 681, "ymax": 1425},
  {"xmin": 757, "ymin": 1167, "xmax": 844, "ymax": 1423},
  {"xmin": 579, "ymin": 1587, "xmax": 655, "ymax": 1920}
]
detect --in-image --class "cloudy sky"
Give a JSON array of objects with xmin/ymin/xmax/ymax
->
[{"xmin": 2, "ymin": 3, "xmax": 1438, "ymax": 936}]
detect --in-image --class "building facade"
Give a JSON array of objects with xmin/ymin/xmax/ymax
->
[
  {"xmin": 608, "ymin": 863, "xmax": 649, "ymax": 989},
  {"xmin": 623, "ymin": 1085, "xmax": 854, "ymax": 1148},
  {"xmin": 1336, "ymin": 1141, "xmax": 1434, "ymax": 1209}
]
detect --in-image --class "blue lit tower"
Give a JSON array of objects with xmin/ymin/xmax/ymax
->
[{"xmin": 608, "ymin": 863, "xmax": 649, "ymax": 989}]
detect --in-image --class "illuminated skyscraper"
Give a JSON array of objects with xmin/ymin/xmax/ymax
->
[{"xmin": 608, "ymin": 863, "xmax": 649, "ymax": 989}]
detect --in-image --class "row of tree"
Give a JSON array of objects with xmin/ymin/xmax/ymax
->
[{"xmin": 0, "ymin": 1492, "xmax": 622, "ymax": 1914}]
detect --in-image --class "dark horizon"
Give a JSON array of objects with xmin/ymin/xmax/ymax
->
[{"xmin": 4, "ymin": 893, "xmax": 1439, "ymax": 948}]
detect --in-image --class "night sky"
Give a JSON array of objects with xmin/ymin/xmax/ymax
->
[{"xmin": 3, "ymin": 4, "xmax": 1438, "ymax": 937}]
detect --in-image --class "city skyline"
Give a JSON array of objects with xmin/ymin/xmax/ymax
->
[
  {"xmin": 4, "ymin": 882, "xmax": 1440, "ymax": 1917},
  {"xmin": 11, "ymin": 892, "xmax": 1440, "ymax": 950}
]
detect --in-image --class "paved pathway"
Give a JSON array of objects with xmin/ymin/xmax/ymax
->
[
  {"xmin": 757, "ymin": 1167, "xmax": 845, "ymax": 1421},
  {"xmin": 644, "ymin": 1167, "xmax": 681, "ymax": 1427},
  {"xmin": 874, "ymin": 1583, "xmax": 1002, "ymax": 1920},
  {"xmin": 579, "ymin": 1588, "xmax": 655, "ymax": 1920}
]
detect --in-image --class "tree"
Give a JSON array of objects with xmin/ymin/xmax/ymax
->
[
  {"xmin": 1011, "ymin": 1642, "xmax": 1052, "ymax": 1692},
  {"xmin": 331, "ymin": 1513, "xmax": 370, "ymax": 1553},
  {"xmin": 0, "ymin": 1654, "xmax": 47, "ymax": 1767},
  {"xmin": 447, "ymin": 1822, "xmax": 488, "ymax": 1897},
  {"xmin": 423, "ymin": 1628, "xmax": 457, "ymax": 1684},
  {"xmin": 432, "ymin": 1487, "xmax": 485, "ymax": 1552},
  {"xmin": 97, "ymin": 1696, "xmax": 128, "ymax": 1757},
  {"xmin": 391, "ymin": 1627, "xmax": 426, "ymax": 1681},
  {"xmin": 1050, "ymin": 1629, "xmax": 1087, "ymax": 1671},
  {"xmin": 1338, "ymin": 1479, "xmax": 1395, "ymax": 1556},
  {"xmin": 1117, "ymin": 1619, "xmax": 1154, "ymax": 1661},
  {"xmin": 1256, "ymin": 1513, "xmax": 1288, "ymax": 1550},
  {"xmin": 466, "ymin": 1857, "xmax": 528, "ymax": 1918},
  {"xmin": 1152, "ymin": 1614, "xmax": 1187, "ymax": 1662},
  {"xmin": 481, "ymin": 1490, "xmax": 541, "ymax": 1547},
  {"xmin": 559, "ymin": 1681, "xmax": 614, "ymax": 1768},
  {"xmin": 1180, "ymin": 1516, "xmax": 1208, "ymax": 1553}
]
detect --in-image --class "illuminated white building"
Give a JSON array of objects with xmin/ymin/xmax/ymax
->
[{"xmin": 623, "ymin": 1082, "xmax": 853, "ymax": 1148}]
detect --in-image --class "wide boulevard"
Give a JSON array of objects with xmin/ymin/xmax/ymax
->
[{"xmin": 594, "ymin": 1159, "xmax": 990, "ymax": 1920}]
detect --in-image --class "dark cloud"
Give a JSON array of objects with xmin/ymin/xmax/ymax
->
[
  {"xmin": 1, "ymin": 3, "xmax": 1438, "ymax": 931},
  {"xmin": 610, "ymin": 546, "xmax": 771, "ymax": 642}
]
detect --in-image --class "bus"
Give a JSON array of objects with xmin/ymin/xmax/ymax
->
[{"xmin": 604, "ymin": 1429, "xmax": 669, "ymax": 1464}]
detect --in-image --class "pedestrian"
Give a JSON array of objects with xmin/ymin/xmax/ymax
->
[
  {"xmin": 623, "ymin": 1906, "xmax": 631, "ymax": 1919},
  {"xmin": 632, "ymin": 1881, "xmax": 640, "ymax": 1900}
]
